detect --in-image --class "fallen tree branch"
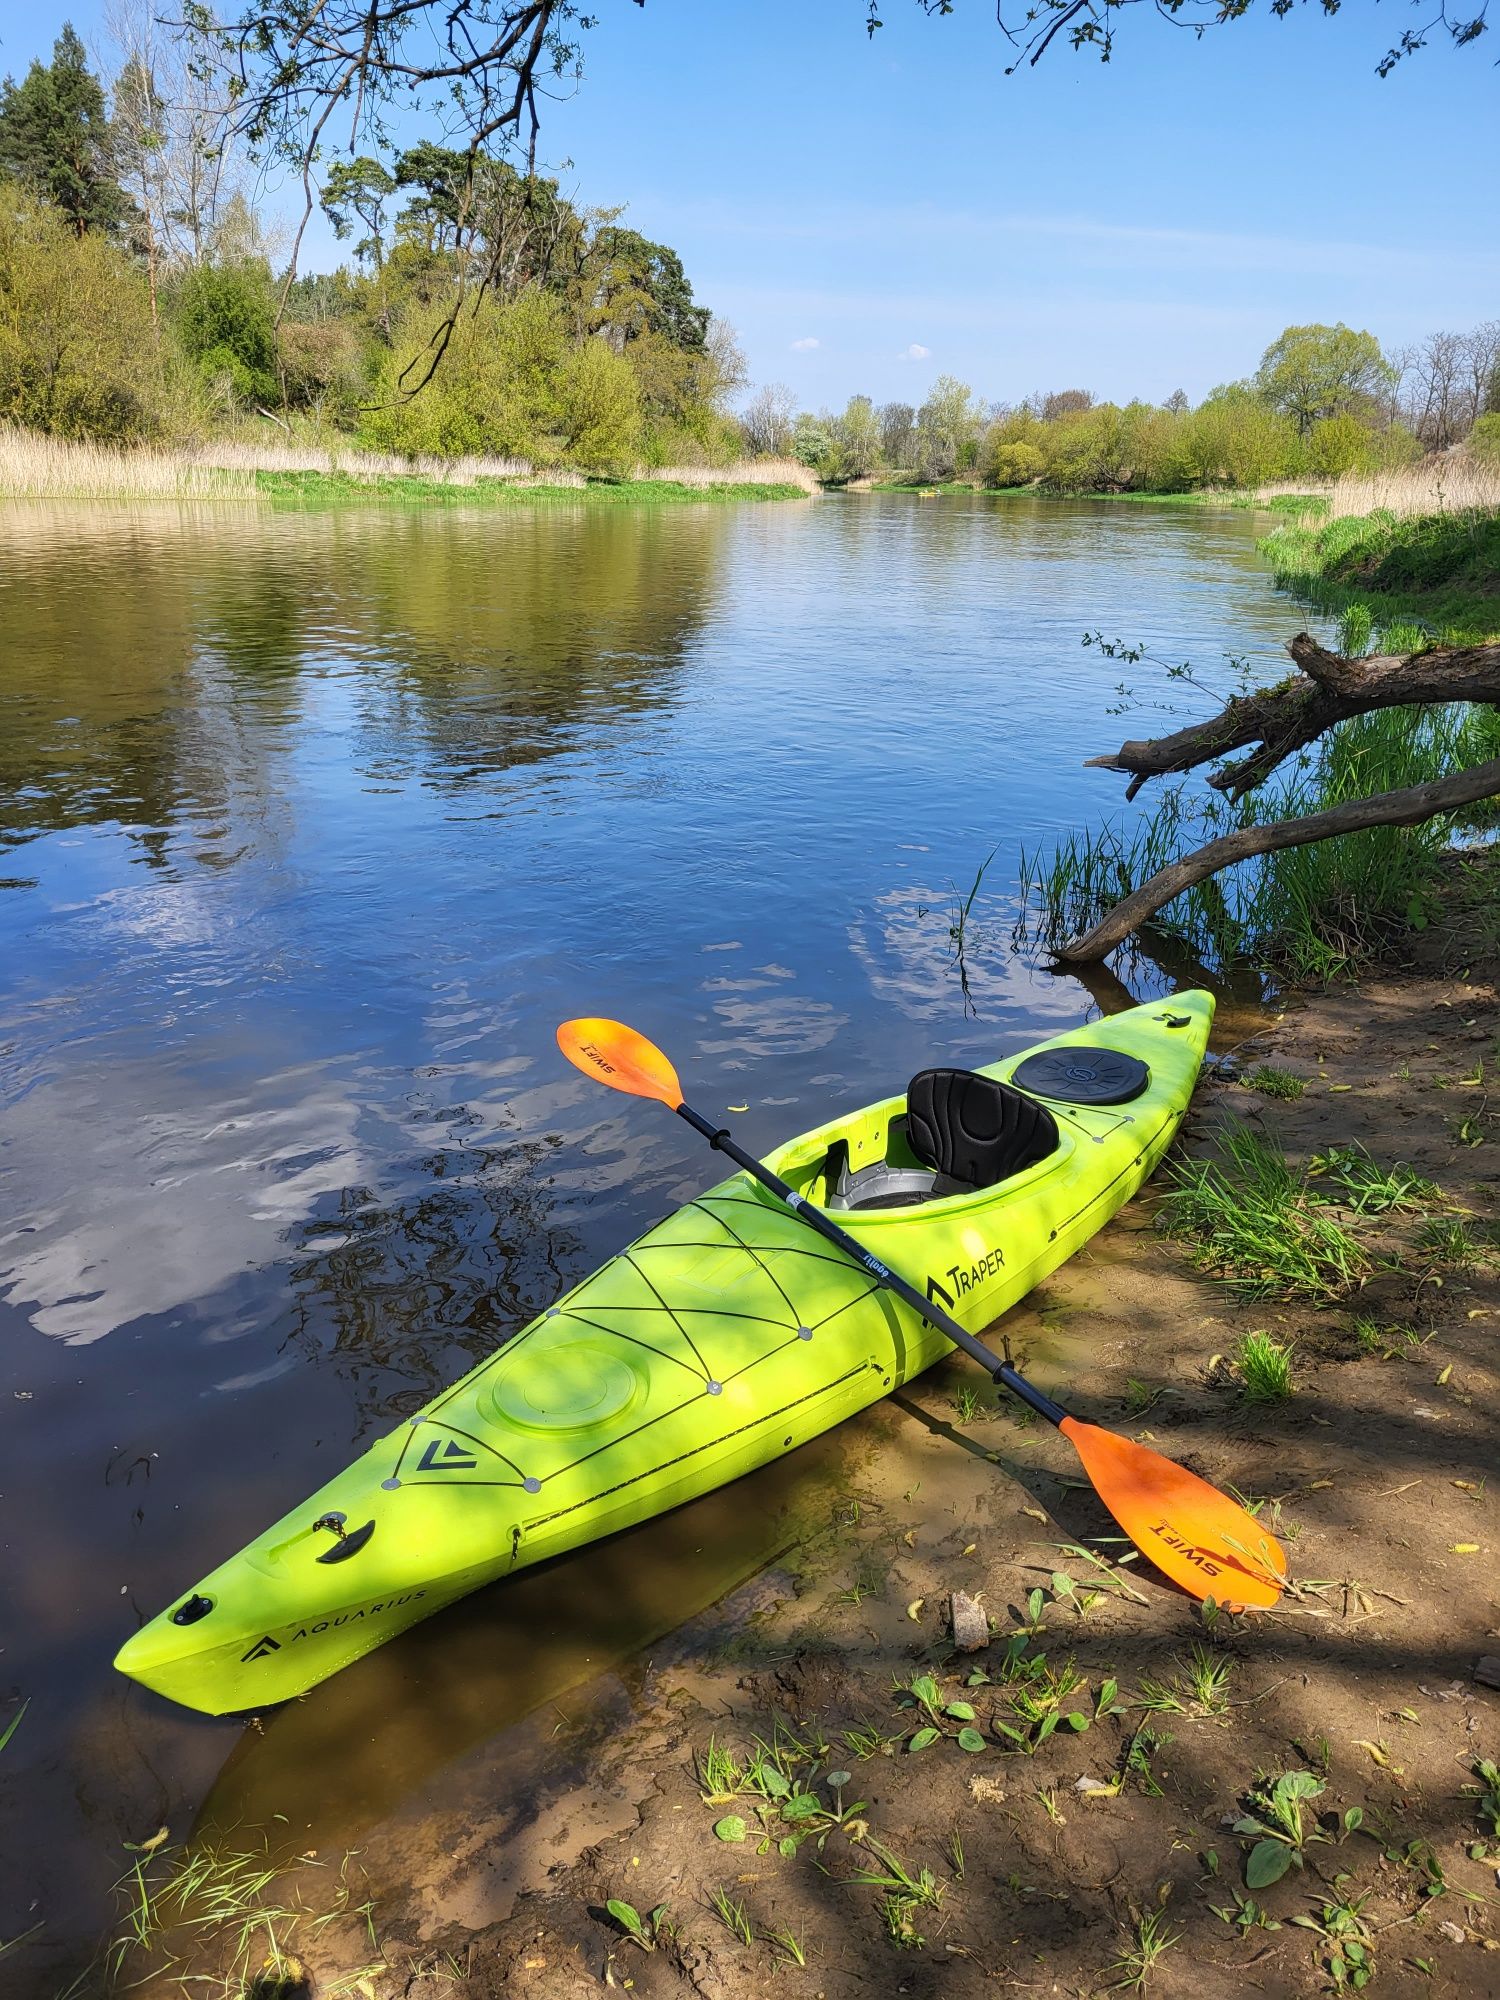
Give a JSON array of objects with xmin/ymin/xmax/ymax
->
[
  {"xmin": 1056, "ymin": 757, "xmax": 1500, "ymax": 962},
  {"xmin": 1087, "ymin": 633, "xmax": 1500, "ymax": 800}
]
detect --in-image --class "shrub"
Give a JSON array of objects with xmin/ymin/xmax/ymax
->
[
  {"xmin": 0, "ymin": 179, "xmax": 161, "ymax": 437},
  {"xmin": 173, "ymin": 262, "xmax": 279, "ymax": 408},
  {"xmin": 1470, "ymin": 413, "xmax": 1500, "ymax": 466},
  {"xmin": 362, "ymin": 286, "xmax": 572, "ymax": 461},
  {"xmin": 557, "ymin": 334, "xmax": 641, "ymax": 472},
  {"xmin": 985, "ymin": 439, "xmax": 1044, "ymax": 487}
]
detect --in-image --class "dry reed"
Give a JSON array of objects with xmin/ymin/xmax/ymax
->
[
  {"xmin": 0, "ymin": 428, "xmax": 820, "ymax": 502},
  {"xmin": 1257, "ymin": 454, "xmax": 1500, "ymax": 521}
]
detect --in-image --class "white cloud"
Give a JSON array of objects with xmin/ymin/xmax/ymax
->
[
  {"xmin": 789, "ymin": 336, "xmax": 820, "ymax": 351},
  {"xmin": 899, "ymin": 343, "xmax": 931, "ymax": 361}
]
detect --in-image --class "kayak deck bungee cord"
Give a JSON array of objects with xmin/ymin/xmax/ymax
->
[{"xmin": 117, "ymin": 991, "xmax": 1221, "ymax": 1715}]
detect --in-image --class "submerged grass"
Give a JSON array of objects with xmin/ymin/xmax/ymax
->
[
  {"xmin": 1016, "ymin": 699, "xmax": 1500, "ymax": 979},
  {"xmin": 100, "ymin": 1834, "xmax": 379, "ymax": 1998}
]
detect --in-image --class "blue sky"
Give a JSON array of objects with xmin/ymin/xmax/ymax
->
[{"xmin": 9, "ymin": 1, "xmax": 1499, "ymax": 406}]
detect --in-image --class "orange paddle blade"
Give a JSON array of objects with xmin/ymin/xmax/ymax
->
[
  {"xmin": 1060, "ymin": 1416, "xmax": 1286, "ymax": 1611},
  {"xmin": 557, "ymin": 1018, "xmax": 684, "ymax": 1108}
]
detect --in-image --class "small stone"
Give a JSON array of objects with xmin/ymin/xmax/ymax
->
[
  {"xmin": 1439, "ymin": 1920, "xmax": 1468, "ymax": 1944},
  {"xmin": 949, "ymin": 1590, "xmax": 988, "ymax": 1652},
  {"xmin": 1474, "ymin": 1655, "xmax": 1500, "ymax": 1691}
]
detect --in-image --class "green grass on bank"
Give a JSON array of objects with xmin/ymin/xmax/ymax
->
[
  {"xmin": 1015, "ymin": 701, "xmax": 1500, "ymax": 981},
  {"xmin": 1262, "ymin": 505, "xmax": 1500, "ymax": 644},
  {"xmin": 252, "ymin": 470, "xmax": 810, "ymax": 507}
]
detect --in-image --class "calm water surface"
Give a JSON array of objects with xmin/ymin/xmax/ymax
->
[{"xmin": 0, "ymin": 492, "xmax": 1313, "ymax": 1981}]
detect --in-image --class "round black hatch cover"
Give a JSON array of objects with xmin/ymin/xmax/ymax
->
[{"xmin": 1011, "ymin": 1047, "xmax": 1151, "ymax": 1106}]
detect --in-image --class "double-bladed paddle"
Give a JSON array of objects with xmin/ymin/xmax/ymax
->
[{"xmin": 557, "ymin": 1017, "xmax": 1285, "ymax": 1613}]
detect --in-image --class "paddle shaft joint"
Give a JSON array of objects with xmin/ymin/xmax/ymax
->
[{"xmin": 676, "ymin": 1102, "xmax": 1068, "ymax": 1428}]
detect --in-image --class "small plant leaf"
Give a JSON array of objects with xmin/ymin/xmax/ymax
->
[
  {"xmin": 760, "ymin": 1767, "xmax": 791, "ymax": 1798},
  {"xmin": 957, "ymin": 1727, "xmax": 987, "ymax": 1753},
  {"xmin": 908, "ymin": 1726, "xmax": 940, "ymax": 1753},
  {"xmin": 1245, "ymin": 1839, "xmax": 1293, "ymax": 1889},
  {"xmin": 778, "ymin": 1835, "xmax": 798, "ymax": 1857},
  {"xmin": 911, "ymin": 1674, "xmax": 940, "ymax": 1708},
  {"xmin": 827, "ymin": 1771, "xmax": 852, "ymax": 1789},
  {"xmin": 944, "ymin": 1700, "xmax": 976, "ymax": 1721},
  {"xmin": 714, "ymin": 1815, "xmax": 747, "ymax": 1843},
  {"xmin": 607, "ymin": 1899, "xmax": 644, "ymax": 1936}
]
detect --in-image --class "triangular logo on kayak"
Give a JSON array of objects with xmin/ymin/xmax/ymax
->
[
  {"xmin": 925, "ymin": 1272, "xmax": 955, "ymax": 1310},
  {"xmin": 417, "ymin": 1437, "xmax": 478, "ymax": 1473},
  {"xmin": 242, "ymin": 1634, "xmax": 281, "ymax": 1662}
]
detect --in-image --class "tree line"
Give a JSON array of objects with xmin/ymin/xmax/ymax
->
[
  {"xmin": 754, "ymin": 321, "xmax": 1500, "ymax": 492},
  {"xmin": 0, "ymin": 22, "xmax": 744, "ymax": 469}
]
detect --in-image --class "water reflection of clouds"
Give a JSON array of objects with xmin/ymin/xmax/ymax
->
[
  {"xmin": 0, "ymin": 1061, "xmax": 371, "ymax": 1345},
  {"xmin": 847, "ymin": 882, "xmax": 1086, "ymax": 1028},
  {"xmin": 699, "ymin": 991, "xmax": 845, "ymax": 1065}
]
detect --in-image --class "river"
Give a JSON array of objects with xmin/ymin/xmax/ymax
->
[{"xmin": 0, "ymin": 490, "xmax": 1312, "ymax": 1988}]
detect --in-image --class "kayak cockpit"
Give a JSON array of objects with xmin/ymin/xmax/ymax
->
[{"xmin": 783, "ymin": 1066, "xmax": 1062, "ymax": 1214}]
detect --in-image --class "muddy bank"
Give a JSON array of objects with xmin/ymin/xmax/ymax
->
[{"xmin": 82, "ymin": 856, "xmax": 1500, "ymax": 2000}]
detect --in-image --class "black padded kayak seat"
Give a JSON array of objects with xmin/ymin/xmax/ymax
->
[
  {"xmin": 907, "ymin": 1066, "xmax": 1059, "ymax": 1189},
  {"xmin": 823, "ymin": 1068, "xmax": 1060, "ymax": 1212},
  {"xmin": 1010, "ymin": 1046, "xmax": 1151, "ymax": 1107}
]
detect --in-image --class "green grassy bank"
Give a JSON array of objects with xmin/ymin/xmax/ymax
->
[
  {"xmin": 254, "ymin": 471, "xmax": 811, "ymax": 507},
  {"xmin": 1261, "ymin": 505, "xmax": 1500, "ymax": 645}
]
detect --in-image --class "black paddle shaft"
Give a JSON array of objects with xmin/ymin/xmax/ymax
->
[{"xmin": 676, "ymin": 1102, "xmax": 1068, "ymax": 1427}]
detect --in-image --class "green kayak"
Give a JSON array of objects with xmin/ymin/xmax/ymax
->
[{"xmin": 115, "ymin": 991, "xmax": 1213, "ymax": 1714}]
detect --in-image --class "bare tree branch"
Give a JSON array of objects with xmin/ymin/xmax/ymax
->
[{"xmin": 1085, "ymin": 633, "xmax": 1500, "ymax": 800}]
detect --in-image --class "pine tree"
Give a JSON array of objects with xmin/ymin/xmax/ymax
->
[{"xmin": 0, "ymin": 24, "xmax": 130, "ymax": 237}]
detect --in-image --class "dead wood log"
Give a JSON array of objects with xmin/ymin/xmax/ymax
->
[
  {"xmin": 1088, "ymin": 633, "xmax": 1500, "ymax": 801},
  {"xmin": 1058, "ymin": 757, "xmax": 1500, "ymax": 963}
]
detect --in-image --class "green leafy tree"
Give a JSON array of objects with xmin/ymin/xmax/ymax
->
[
  {"xmin": 174, "ymin": 261, "xmax": 278, "ymax": 406},
  {"xmin": 0, "ymin": 25, "xmax": 130, "ymax": 237},
  {"xmin": 586, "ymin": 226, "xmax": 709, "ymax": 352},
  {"xmin": 915, "ymin": 374, "xmax": 982, "ymax": 480},
  {"xmin": 0, "ymin": 179, "xmax": 160, "ymax": 435},
  {"xmin": 322, "ymin": 156, "xmax": 396, "ymax": 270},
  {"xmin": 1180, "ymin": 383, "xmax": 1302, "ymax": 485},
  {"xmin": 1255, "ymin": 323, "xmax": 1394, "ymax": 438},
  {"xmin": 1467, "ymin": 412, "xmax": 1500, "ymax": 465},
  {"xmin": 833, "ymin": 393, "xmax": 882, "ymax": 479}
]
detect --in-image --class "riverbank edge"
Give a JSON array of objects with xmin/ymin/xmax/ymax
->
[
  {"xmin": 1258, "ymin": 505, "xmax": 1500, "ymax": 645},
  {"xmin": 252, "ymin": 471, "xmax": 812, "ymax": 507},
  {"xmin": 0, "ymin": 431, "xmax": 822, "ymax": 505}
]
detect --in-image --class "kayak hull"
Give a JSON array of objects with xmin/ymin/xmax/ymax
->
[{"xmin": 115, "ymin": 992, "xmax": 1213, "ymax": 1713}]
